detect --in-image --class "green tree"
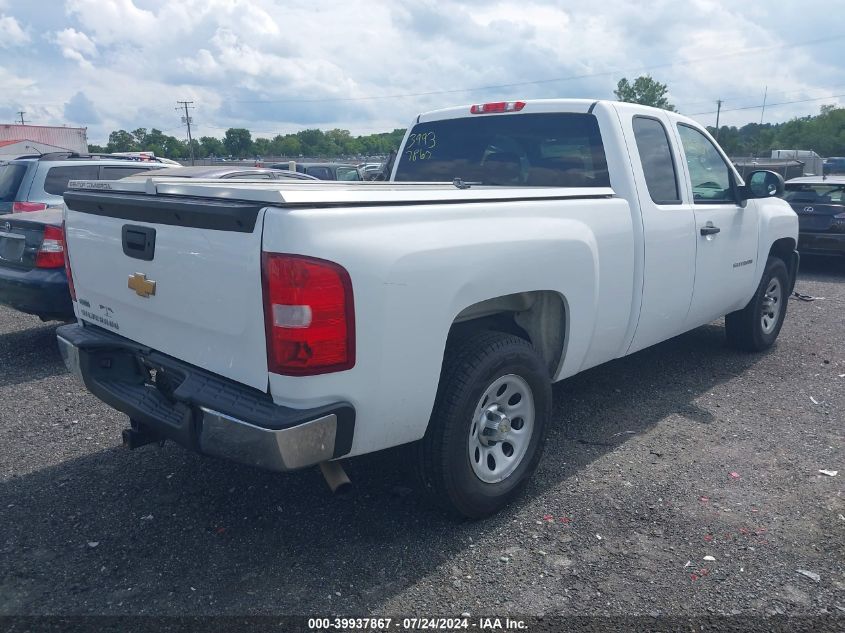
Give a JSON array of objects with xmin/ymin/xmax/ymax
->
[
  {"xmin": 295, "ymin": 129, "xmax": 326, "ymax": 156},
  {"xmin": 271, "ymin": 135, "xmax": 302, "ymax": 157},
  {"xmin": 135, "ymin": 128, "xmax": 186, "ymax": 159},
  {"xmin": 614, "ymin": 75, "xmax": 675, "ymax": 111},
  {"xmin": 106, "ymin": 130, "xmax": 137, "ymax": 152},
  {"xmin": 224, "ymin": 128, "xmax": 253, "ymax": 157},
  {"xmin": 252, "ymin": 137, "xmax": 272, "ymax": 157},
  {"xmin": 132, "ymin": 128, "xmax": 148, "ymax": 147},
  {"xmin": 199, "ymin": 136, "xmax": 225, "ymax": 157}
]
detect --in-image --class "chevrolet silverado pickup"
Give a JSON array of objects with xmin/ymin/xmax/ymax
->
[{"xmin": 56, "ymin": 99, "xmax": 799, "ymax": 518}]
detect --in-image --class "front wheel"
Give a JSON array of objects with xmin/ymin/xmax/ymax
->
[
  {"xmin": 725, "ymin": 256, "xmax": 789, "ymax": 352},
  {"xmin": 416, "ymin": 331, "xmax": 551, "ymax": 519}
]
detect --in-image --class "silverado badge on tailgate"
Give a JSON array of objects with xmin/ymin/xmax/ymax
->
[{"xmin": 128, "ymin": 272, "xmax": 156, "ymax": 298}]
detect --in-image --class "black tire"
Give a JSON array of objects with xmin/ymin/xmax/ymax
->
[
  {"xmin": 725, "ymin": 256, "xmax": 789, "ymax": 352},
  {"xmin": 416, "ymin": 331, "xmax": 552, "ymax": 519}
]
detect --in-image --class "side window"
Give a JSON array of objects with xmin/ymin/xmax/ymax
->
[
  {"xmin": 306, "ymin": 167, "xmax": 333, "ymax": 180},
  {"xmin": 676, "ymin": 124, "xmax": 734, "ymax": 204},
  {"xmin": 100, "ymin": 166, "xmax": 155, "ymax": 180},
  {"xmin": 336, "ymin": 167, "xmax": 360, "ymax": 181},
  {"xmin": 632, "ymin": 116, "xmax": 680, "ymax": 204},
  {"xmin": 43, "ymin": 165, "xmax": 100, "ymax": 196}
]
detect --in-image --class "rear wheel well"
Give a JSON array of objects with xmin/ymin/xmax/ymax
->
[{"xmin": 448, "ymin": 291, "xmax": 566, "ymax": 377}]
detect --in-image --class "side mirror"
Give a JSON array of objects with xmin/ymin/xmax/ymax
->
[{"xmin": 740, "ymin": 170, "xmax": 785, "ymax": 200}]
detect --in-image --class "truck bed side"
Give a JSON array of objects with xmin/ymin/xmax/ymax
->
[{"xmin": 260, "ymin": 194, "xmax": 634, "ymax": 455}]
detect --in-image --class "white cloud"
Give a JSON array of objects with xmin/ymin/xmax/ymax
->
[
  {"xmin": 0, "ymin": 14, "xmax": 29, "ymax": 47},
  {"xmin": 64, "ymin": 0, "xmax": 160, "ymax": 46},
  {"xmin": 0, "ymin": 0, "xmax": 841, "ymax": 142},
  {"xmin": 52, "ymin": 28, "xmax": 98, "ymax": 68}
]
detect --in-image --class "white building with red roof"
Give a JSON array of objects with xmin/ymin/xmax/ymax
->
[{"xmin": 0, "ymin": 124, "xmax": 88, "ymax": 159}]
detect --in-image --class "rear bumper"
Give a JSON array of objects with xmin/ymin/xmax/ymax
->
[
  {"xmin": 798, "ymin": 232, "xmax": 845, "ymax": 255},
  {"xmin": 55, "ymin": 323, "xmax": 355, "ymax": 471},
  {"xmin": 0, "ymin": 266, "xmax": 73, "ymax": 319}
]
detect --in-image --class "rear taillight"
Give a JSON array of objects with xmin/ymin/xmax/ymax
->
[
  {"xmin": 62, "ymin": 222, "xmax": 76, "ymax": 300},
  {"xmin": 470, "ymin": 101, "xmax": 526, "ymax": 114},
  {"xmin": 262, "ymin": 253, "xmax": 354, "ymax": 376},
  {"xmin": 35, "ymin": 225, "xmax": 65, "ymax": 269},
  {"xmin": 12, "ymin": 201, "xmax": 48, "ymax": 213}
]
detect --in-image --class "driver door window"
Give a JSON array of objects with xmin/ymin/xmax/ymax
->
[{"xmin": 677, "ymin": 124, "xmax": 734, "ymax": 203}]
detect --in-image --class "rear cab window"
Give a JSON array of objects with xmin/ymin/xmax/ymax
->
[
  {"xmin": 394, "ymin": 112, "xmax": 610, "ymax": 187},
  {"xmin": 784, "ymin": 183, "xmax": 844, "ymax": 204}
]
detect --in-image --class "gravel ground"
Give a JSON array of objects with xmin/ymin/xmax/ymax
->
[{"xmin": 0, "ymin": 256, "xmax": 842, "ymax": 622}]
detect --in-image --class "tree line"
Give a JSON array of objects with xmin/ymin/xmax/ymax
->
[
  {"xmin": 89, "ymin": 127, "xmax": 407, "ymax": 159},
  {"xmin": 89, "ymin": 77, "xmax": 845, "ymax": 160},
  {"xmin": 614, "ymin": 75, "xmax": 845, "ymax": 157},
  {"xmin": 706, "ymin": 105, "xmax": 845, "ymax": 157}
]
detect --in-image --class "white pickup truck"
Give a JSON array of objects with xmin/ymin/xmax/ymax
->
[{"xmin": 56, "ymin": 99, "xmax": 798, "ymax": 518}]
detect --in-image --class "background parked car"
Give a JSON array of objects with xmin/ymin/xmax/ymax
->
[
  {"xmin": 0, "ymin": 163, "xmax": 319, "ymax": 322},
  {"xmin": 269, "ymin": 162, "xmax": 363, "ymax": 181},
  {"xmin": 0, "ymin": 208, "xmax": 71, "ymax": 320},
  {"xmin": 782, "ymin": 175, "xmax": 845, "ymax": 256},
  {"xmin": 823, "ymin": 157, "xmax": 845, "ymax": 175},
  {"xmin": 132, "ymin": 166, "xmax": 319, "ymax": 180},
  {"xmin": 0, "ymin": 152, "xmax": 179, "ymax": 214}
]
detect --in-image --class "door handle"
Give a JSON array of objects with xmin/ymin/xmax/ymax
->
[{"xmin": 700, "ymin": 224, "xmax": 721, "ymax": 236}]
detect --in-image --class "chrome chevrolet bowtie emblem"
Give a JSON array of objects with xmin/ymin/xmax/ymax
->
[{"xmin": 128, "ymin": 272, "xmax": 156, "ymax": 298}]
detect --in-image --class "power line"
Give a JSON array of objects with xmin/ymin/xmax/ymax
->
[
  {"xmin": 16, "ymin": 111, "xmax": 26, "ymax": 125},
  {"xmin": 230, "ymin": 34, "xmax": 845, "ymax": 104},
  {"xmin": 688, "ymin": 92, "xmax": 845, "ymax": 116},
  {"xmin": 674, "ymin": 84, "xmax": 845, "ymax": 110}
]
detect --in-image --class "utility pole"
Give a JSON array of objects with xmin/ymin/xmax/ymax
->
[
  {"xmin": 715, "ymin": 100, "xmax": 722, "ymax": 140},
  {"xmin": 16, "ymin": 111, "xmax": 26, "ymax": 125},
  {"xmin": 759, "ymin": 86, "xmax": 768, "ymax": 125},
  {"xmin": 176, "ymin": 101, "xmax": 195, "ymax": 165}
]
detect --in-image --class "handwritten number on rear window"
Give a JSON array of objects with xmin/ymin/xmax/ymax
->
[{"xmin": 405, "ymin": 132, "xmax": 436, "ymax": 161}]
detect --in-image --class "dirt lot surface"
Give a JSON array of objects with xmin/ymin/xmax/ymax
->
[{"xmin": 0, "ymin": 257, "xmax": 842, "ymax": 626}]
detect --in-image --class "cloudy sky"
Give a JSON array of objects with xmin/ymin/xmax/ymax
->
[{"xmin": 1, "ymin": 0, "xmax": 844, "ymax": 145}]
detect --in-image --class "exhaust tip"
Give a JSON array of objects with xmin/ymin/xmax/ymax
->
[{"xmin": 319, "ymin": 461, "xmax": 352, "ymax": 496}]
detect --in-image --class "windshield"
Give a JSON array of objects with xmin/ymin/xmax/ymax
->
[
  {"xmin": 394, "ymin": 112, "xmax": 609, "ymax": 187},
  {"xmin": 0, "ymin": 163, "xmax": 28, "ymax": 202}
]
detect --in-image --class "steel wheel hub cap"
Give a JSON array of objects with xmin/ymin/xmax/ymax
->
[
  {"xmin": 468, "ymin": 374, "xmax": 535, "ymax": 484},
  {"xmin": 760, "ymin": 277, "xmax": 782, "ymax": 334}
]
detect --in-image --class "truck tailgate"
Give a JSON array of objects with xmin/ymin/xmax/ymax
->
[{"xmin": 63, "ymin": 191, "xmax": 269, "ymax": 391}]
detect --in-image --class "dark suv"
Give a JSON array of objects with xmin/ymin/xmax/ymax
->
[
  {"xmin": 783, "ymin": 176, "xmax": 845, "ymax": 256},
  {"xmin": 0, "ymin": 152, "xmax": 177, "ymax": 213}
]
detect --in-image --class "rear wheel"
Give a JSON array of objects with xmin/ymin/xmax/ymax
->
[
  {"xmin": 416, "ymin": 331, "xmax": 551, "ymax": 519},
  {"xmin": 725, "ymin": 256, "xmax": 789, "ymax": 352}
]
